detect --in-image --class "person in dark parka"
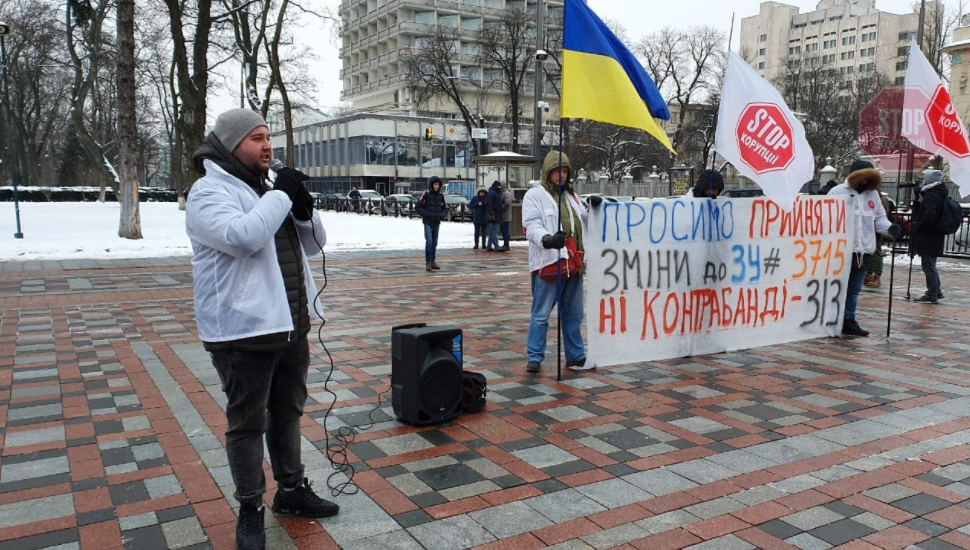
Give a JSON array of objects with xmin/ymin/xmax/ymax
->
[
  {"xmin": 485, "ymin": 180, "xmax": 505, "ymax": 251},
  {"xmin": 415, "ymin": 176, "xmax": 448, "ymax": 271},
  {"xmin": 470, "ymin": 187, "xmax": 488, "ymax": 249},
  {"xmin": 912, "ymin": 169, "xmax": 948, "ymax": 303},
  {"xmin": 691, "ymin": 169, "xmax": 725, "ymax": 198}
]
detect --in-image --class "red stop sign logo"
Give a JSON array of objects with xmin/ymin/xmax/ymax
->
[
  {"xmin": 735, "ymin": 103, "xmax": 795, "ymax": 174},
  {"xmin": 926, "ymin": 86, "xmax": 970, "ymax": 158}
]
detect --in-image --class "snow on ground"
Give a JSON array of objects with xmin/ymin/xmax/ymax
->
[{"xmin": 0, "ymin": 202, "xmax": 484, "ymax": 261}]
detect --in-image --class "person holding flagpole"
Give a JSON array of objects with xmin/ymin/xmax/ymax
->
[
  {"xmin": 829, "ymin": 160, "xmax": 900, "ymax": 337},
  {"xmin": 522, "ymin": 151, "xmax": 591, "ymax": 374}
]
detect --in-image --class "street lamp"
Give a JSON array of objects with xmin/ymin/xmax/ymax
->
[{"xmin": 0, "ymin": 20, "xmax": 24, "ymax": 239}]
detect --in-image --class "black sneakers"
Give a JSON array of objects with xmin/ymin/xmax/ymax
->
[
  {"xmin": 914, "ymin": 294, "xmax": 939, "ymax": 303},
  {"xmin": 272, "ymin": 478, "xmax": 340, "ymax": 518},
  {"xmin": 841, "ymin": 319, "xmax": 869, "ymax": 337},
  {"xmin": 526, "ymin": 360, "xmax": 541, "ymax": 373},
  {"xmin": 236, "ymin": 504, "xmax": 265, "ymax": 550}
]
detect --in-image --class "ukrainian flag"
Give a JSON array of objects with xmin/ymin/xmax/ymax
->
[{"xmin": 561, "ymin": 0, "xmax": 674, "ymax": 152}]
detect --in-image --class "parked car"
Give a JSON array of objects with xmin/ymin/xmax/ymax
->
[
  {"xmin": 384, "ymin": 194, "xmax": 415, "ymax": 217},
  {"xmin": 356, "ymin": 189, "xmax": 383, "ymax": 214},
  {"xmin": 719, "ymin": 188, "xmax": 765, "ymax": 198},
  {"xmin": 443, "ymin": 193, "xmax": 473, "ymax": 222}
]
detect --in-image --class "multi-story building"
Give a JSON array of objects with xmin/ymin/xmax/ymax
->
[
  {"xmin": 268, "ymin": 0, "xmax": 564, "ymax": 193},
  {"xmin": 740, "ymin": 0, "xmax": 922, "ymax": 87},
  {"xmin": 338, "ymin": 0, "xmax": 562, "ymax": 117},
  {"xmin": 942, "ymin": 15, "xmax": 970, "ymax": 125}
]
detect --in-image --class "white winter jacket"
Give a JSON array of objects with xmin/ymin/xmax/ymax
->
[
  {"xmin": 522, "ymin": 180, "xmax": 588, "ymax": 273},
  {"xmin": 828, "ymin": 182, "xmax": 891, "ymax": 255},
  {"xmin": 186, "ymin": 160, "xmax": 325, "ymax": 342}
]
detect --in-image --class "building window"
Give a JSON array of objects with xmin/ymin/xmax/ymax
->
[
  {"xmin": 759, "ymin": 33, "xmax": 767, "ymax": 42},
  {"xmin": 806, "ymin": 43, "xmax": 818, "ymax": 52},
  {"xmin": 824, "ymin": 39, "xmax": 836, "ymax": 49},
  {"xmin": 953, "ymin": 53, "xmax": 963, "ymax": 63},
  {"xmin": 840, "ymin": 51, "xmax": 855, "ymax": 60},
  {"xmin": 758, "ymin": 61, "xmax": 766, "ymax": 69},
  {"xmin": 895, "ymin": 76, "xmax": 906, "ymax": 85},
  {"xmin": 842, "ymin": 36, "xmax": 855, "ymax": 45},
  {"xmin": 899, "ymin": 31, "xmax": 917, "ymax": 41},
  {"xmin": 415, "ymin": 11, "xmax": 434, "ymax": 24},
  {"xmin": 759, "ymin": 48, "xmax": 766, "ymax": 56},
  {"xmin": 896, "ymin": 60, "xmax": 908, "ymax": 71}
]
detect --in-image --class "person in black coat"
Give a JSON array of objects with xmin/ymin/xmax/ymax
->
[
  {"xmin": 912, "ymin": 169, "xmax": 948, "ymax": 303},
  {"xmin": 817, "ymin": 180, "xmax": 838, "ymax": 195},
  {"xmin": 469, "ymin": 187, "xmax": 488, "ymax": 249},
  {"xmin": 485, "ymin": 180, "xmax": 505, "ymax": 251},
  {"xmin": 415, "ymin": 176, "xmax": 448, "ymax": 271}
]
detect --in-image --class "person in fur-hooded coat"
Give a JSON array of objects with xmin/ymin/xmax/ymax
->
[{"xmin": 828, "ymin": 159, "xmax": 898, "ymax": 337}]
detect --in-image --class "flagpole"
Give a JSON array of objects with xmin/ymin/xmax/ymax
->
[
  {"xmin": 707, "ymin": 13, "xmax": 734, "ymax": 196},
  {"xmin": 555, "ymin": 131, "xmax": 564, "ymax": 382}
]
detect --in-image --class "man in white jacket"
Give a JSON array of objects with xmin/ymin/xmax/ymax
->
[{"xmin": 185, "ymin": 109, "xmax": 337, "ymax": 550}]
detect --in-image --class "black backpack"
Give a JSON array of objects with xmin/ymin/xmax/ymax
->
[
  {"xmin": 461, "ymin": 371, "xmax": 487, "ymax": 413},
  {"xmin": 936, "ymin": 196, "xmax": 963, "ymax": 235}
]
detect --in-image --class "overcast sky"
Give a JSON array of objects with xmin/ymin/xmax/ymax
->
[{"xmin": 210, "ymin": 0, "xmax": 931, "ymax": 116}]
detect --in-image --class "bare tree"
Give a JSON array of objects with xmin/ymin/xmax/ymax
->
[
  {"xmin": 66, "ymin": 0, "xmax": 118, "ymax": 199},
  {"xmin": 0, "ymin": 0, "xmax": 72, "ymax": 188},
  {"xmin": 636, "ymin": 26, "xmax": 725, "ymax": 166},
  {"xmin": 477, "ymin": 8, "xmax": 536, "ymax": 153},
  {"xmin": 402, "ymin": 27, "xmax": 488, "ymax": 154},
  {"xmin": 116, "ymin": 0, "xmax": 140, "ymax": 237},
  {"xmin": 775, "ymin": 52, "xmax": 890, "ymax": 172},
  {"xmin": 568, "ymin": 119, "xmax": 668, "ymax": 182},
  {"xmin": 920, "ymin": 0, "xmax": 961, "ymax": 77},
  {"xmin": 161, "ymin": 0, "xmax": 214, "ymax": 186}
]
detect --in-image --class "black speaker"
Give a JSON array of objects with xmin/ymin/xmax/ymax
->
[{"xmin": 391, "ymin": 323, "xmax": 463, "ymax": 425}]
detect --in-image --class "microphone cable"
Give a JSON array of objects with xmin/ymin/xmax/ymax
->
[{"xmin": 276, "ymin": 165, "xmax": 392, "ymax": 498}]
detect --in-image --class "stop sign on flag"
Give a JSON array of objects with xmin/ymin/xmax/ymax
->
[
  {"xmin": 903, "ymin": 38, "xmax": 970, "ymax": 196},
  {"xmin": 715, "ymin": 52, "xmax": 814, "ymax": 211},
  {"xmin": 926, "ymin": 87, "xmax": 970, "ymax": 158},
  {"xmin": 735, "ymin": 103, "xmax": 795, "ymax": 173}
]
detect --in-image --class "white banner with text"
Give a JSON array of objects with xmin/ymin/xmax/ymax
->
[{"xmin": 585, "ymin": 196, "xmax": 855, "ymax": 366}]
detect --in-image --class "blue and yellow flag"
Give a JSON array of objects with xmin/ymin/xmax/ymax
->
[{"xmin": 561, "ymin": 0, "xmax": 674, "ymax": 152}]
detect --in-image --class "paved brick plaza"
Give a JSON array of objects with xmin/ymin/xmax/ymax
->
[{"xmin": 3, "ymin": 247, "xmax": 970, "ymax": 549}]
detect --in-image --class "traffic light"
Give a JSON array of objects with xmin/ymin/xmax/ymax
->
[{"xmin": 424, "ymin": 128, "xmax": 433, "ymax": 141}]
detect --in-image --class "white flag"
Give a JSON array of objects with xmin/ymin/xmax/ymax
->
[
  {"xmin": 714, "ymin": 52, "xmax": 815, "ymax": 211},
  {"xmin": 903, "ymin": 38, "xmax": 970, "ymax": 197}
]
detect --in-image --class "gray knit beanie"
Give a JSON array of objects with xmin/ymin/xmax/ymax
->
[{"xmin": 213, "ymin": 108, "xmax": 268, "ymax": 152}]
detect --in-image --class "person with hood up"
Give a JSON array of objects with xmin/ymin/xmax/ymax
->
[
  {"xmin": 485, "ymin": 180, "xmax": 505, "ymax": 251},
  {"xmin": 416, "ymin": 175, "xmax": 448, "ymax": 271},
  {"xmin": 500, "ymin": 184, "xmax": 513, "ymax": 251},
  {"xmin": 522, "ymin": 151, "xmax": 591, "ymax": 373},
  {"xmin": 828, "ymin": 160, "xmax": 900, "ymax": 336},
  {"xmin": 470, "ymin": 187, "xmax": 488, "ymax": 249},
  {"xmin": 817, "ymin": 180, "xmax": 838, "ymax": 195},
  {"xmin": 911, "ymin": 169, "xmax": 948, "ymax": 303},
  {"xmin": 186, "ymin": 108, "xmax": 337, "ymax": 550},
  {"xmin": 690, "ymin": 169, "xmax": 725, "ymax": 198}
]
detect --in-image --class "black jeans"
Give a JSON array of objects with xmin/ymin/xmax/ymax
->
[{"xmin": 210, "ymin": 338, "xmax": 309, "ymax": 504}]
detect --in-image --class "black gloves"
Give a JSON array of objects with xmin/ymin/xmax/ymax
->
[
  {"xmin": 273, "ymin": 168, "xmax": 313, "ymax": 221},
  {"xmin": 887, "ymin": 223, "xmax": 902, "ymax": 240},
  {"xmin": 542, "ymin": 231, "xmax": 566, "ymax": 249},
  {"xmin": 292, "ymin": 186, "xmax": 314, "ymax": 221},
  {"xmin": 274, "ymin": 168, "xmax": 309, "ymax": 202},
  {"xmin": 588, "ymin": 195, "xmax": 603, "ymax": 207}
]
